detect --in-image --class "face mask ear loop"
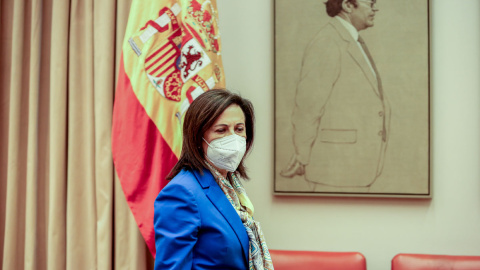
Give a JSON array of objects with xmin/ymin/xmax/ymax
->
[
  {"xmin": 202, "ymin": 137, "xmax": 211, "ymax": 147},
  {"xmin": 202, "ymin": 138, "xmax": 216, "ymax": 166}
]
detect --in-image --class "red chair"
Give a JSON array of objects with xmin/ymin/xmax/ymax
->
[
  {"xmin": 269, "ymin": 249, "xmax": 366, "ymax": 270},
  {"xmin": 392, "ymin": 253, "xmax": 480, "ymax": 270}
]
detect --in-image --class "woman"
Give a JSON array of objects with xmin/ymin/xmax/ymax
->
[{"xmin": 154, "ymin": 89, "xmax": 274, "ymax": 270}]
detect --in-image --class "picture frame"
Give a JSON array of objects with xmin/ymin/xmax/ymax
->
[{"xmin": 273, "ymin": 0, "xmax": 431, "ymax": 198}]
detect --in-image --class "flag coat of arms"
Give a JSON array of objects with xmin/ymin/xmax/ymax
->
[{"xmin": 112, "ymin": 0, "xmax": 225, "ymax": 256}]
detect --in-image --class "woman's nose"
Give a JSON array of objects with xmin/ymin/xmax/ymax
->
[{"xmin": 226, "ymin": 127, "xmax": 236, "ymax": 135}]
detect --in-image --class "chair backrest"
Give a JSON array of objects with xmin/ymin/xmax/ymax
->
[
  {"xmin": 269, "ymin": 249, "xmax": 366, "ymax": 270},
  {"xmin": 392, "ymin": 253, "xmax": 480, "ymax": 270}
]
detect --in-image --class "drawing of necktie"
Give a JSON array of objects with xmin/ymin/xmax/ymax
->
[
  {"xmin": 358, "ymin": 36, "xmax": 384, "ymax": 100},
  {"xmin": 358, "ymin": 36, "xmax": 386, "ymax": 142}
]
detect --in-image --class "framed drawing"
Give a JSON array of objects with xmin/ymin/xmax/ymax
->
[{"xmin": 274, "ymin": 0, "xmax": 431, "ymax": 197}]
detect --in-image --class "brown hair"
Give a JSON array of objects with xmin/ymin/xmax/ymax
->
[
  {"xmin": 167, "ymin": 89, "xmax": 255, "ymax": 180},
  {"xmin": 325, "ymin": 0, "xmax": 358, "ymax": 17}
]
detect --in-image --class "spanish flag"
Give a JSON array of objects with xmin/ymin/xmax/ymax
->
[{"xmin": 112, "ymin": 0, "xmax": 225, "ymax": 256}]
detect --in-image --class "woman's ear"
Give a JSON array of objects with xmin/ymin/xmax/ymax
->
[{"xmin": 342, "ymin": 0, "xmax": 353, "ymax": 13}]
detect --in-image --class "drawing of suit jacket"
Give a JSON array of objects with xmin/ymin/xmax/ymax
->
[{"xmin": 292, "ymin": 18, "xmax": 391, "ymax": 187}]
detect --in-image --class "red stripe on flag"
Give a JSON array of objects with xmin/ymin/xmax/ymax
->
[
  {"xmin": 112, "ymin": 54, "xmax": 178, "ymax": 256},
  {"xmin": 145, "ymin": 42, "xmax": 171, "ymax": 62},
  {"xmin": 154, "ymin": 65, "xmax": 175, "ymax": 78},
  {"xmin": 150, "ymin": 52, "xmax": 177, "ymax": 76},
  {"xmin": 145, "ymin": 46, "xmax": 171, "ymax": 71}
]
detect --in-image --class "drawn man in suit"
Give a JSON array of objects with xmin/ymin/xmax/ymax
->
[{"xmin": 281, "ymin": 0, "xmax": 391, "ymax": 189}]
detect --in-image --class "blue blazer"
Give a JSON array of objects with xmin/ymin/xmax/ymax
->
[{"xmin": 154, "ymin": 168, "xmax": 249, "ymax": 270}]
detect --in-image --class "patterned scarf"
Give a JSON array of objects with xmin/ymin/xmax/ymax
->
[{"xmin": 206, "ymin": 163, "xmax": 274, "ymax": 270}]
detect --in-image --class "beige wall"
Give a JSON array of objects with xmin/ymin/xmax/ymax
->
[{"xmin": 218, "ymin": 0, "xmax": 480, "ymax": 269}]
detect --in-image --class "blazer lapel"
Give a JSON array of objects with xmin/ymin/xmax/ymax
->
[
  {"xmin": 192, "ymin": 169, "xmax": 250, "ymax": 263},
  {"xmin": 330, "ymin": 19, "xmax": 380, "ymax": 97}
]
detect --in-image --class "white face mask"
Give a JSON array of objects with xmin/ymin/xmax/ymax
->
[{"xmin": 203, "ymin": 134, "xmax": 247, "ymax": 172}]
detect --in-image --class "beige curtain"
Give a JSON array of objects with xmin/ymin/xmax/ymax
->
[{"xmin": 0, "ymin": 0, "xmax": 154, "ymax": 269}]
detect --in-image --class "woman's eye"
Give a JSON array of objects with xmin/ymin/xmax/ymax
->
[
  {"xmin": 236, "ymin": 126, "xmax": 245, "ymax": 133},
  {"xmin": 215, "ymin": 129, "xmax": 225, "ymax": 133}
]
